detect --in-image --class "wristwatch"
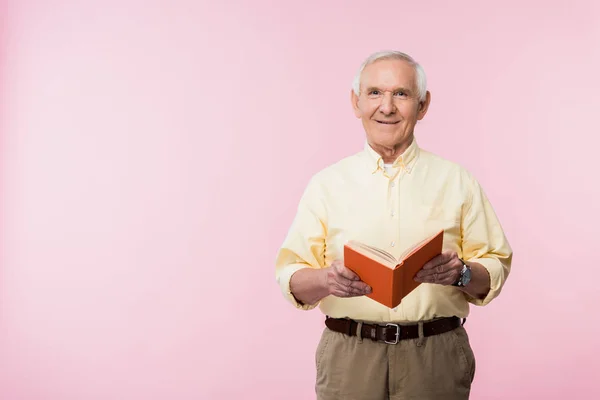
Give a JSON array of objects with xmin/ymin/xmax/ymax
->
[{"xmin": 453, "ymin": 259, "xmax": 472, "ymax": 287}]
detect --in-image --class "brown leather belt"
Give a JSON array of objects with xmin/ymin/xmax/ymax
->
[{"xmin": 325, "ymin": 316, "xmax": 462, "ymax": 344}]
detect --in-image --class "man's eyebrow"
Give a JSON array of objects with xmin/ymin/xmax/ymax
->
[
  {"xmin": 364, "ymin": 86, "xmax": 414, "ymax": 94},
  {"xmin": 394, "ymin": 87, "xmax": 413, "ymax": 94}
]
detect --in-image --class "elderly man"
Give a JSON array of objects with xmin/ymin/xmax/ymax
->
[{"xmin": 275, "ymin": 50, "xmax": 512, "ymax": 400}]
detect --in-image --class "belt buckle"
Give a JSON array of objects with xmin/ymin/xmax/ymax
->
[{"xmin": 384, "ymin": 323, "xmax": 400, "ymax": 344}]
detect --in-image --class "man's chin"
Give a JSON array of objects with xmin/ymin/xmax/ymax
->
[{"xmin": 367, "ymin": 132, "xmax": 412, "ymax": 148}]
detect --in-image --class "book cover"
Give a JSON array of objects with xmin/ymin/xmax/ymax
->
[{"xmin": 343, "ymin": 229, "xmax": 444, "ymax": 308}]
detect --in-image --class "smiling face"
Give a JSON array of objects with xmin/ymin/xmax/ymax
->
[{"xmin": 351, "ymin": 58, "xmax": 431, "ymax": 161}]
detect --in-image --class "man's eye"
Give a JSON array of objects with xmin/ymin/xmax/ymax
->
[
  {"xmin": 369, "ymin": 90, "xmax": 380, "ymax": 95},
  {"xmin": 394, "ymin": 91, "xmax": 406, "ymax": 97}
]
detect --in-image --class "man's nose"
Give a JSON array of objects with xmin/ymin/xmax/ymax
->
[{"xmin": 379, "ymin": 93, "xmax": 395, "ymax": 115}]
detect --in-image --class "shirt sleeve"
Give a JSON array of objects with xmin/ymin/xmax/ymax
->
[
  {"xmin": 274, "ymin": 175, "xmax": 328, "ymax": 310},
  {"xmin": 461, "ymin": 174, "xmax": 513, "ymax": 306}
]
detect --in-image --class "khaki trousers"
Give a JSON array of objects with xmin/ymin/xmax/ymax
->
[{"xmin": 315, "ymin": 322, "xmax": 476, "ymax": 400}]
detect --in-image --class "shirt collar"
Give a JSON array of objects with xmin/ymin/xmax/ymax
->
[{"xmin": 363, "ymin": 136, "xmax": 420, "ymax": 175}]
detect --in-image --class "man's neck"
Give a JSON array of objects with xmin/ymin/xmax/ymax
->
[{"xmin": 369, "ymin": 136, "xmax": 414, "ymax": 163}]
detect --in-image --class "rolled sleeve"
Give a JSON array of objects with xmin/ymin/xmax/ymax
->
[
  {"xmin": 465, "ymin": 256, "xmax": 511, "ymax": 306},
  {"xmin": 276, "ymin": 263, "xmax": 320, "ymax": 310},
  {"xmin": 274, "ymin": 175, "xmax": 328, "ymax": 311},
  {"xmin": 461, "ymin": 174, "xmax": 513, "ymax": 306}
]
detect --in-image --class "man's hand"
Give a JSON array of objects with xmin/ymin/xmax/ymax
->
[
  {"xmin": 414, "ymin": 251, "xmax": 492, "ymax": 299},
  {"xmin": 414, "ymin": 251, "xmax": 462, "ymax": 286},
  {"xmin": 289, "ymin": 260, "xmax": 372, "ymax": 306},
  {"xmin": 324, "ymin": 260, "xmax": 372, "ymax": 298}
]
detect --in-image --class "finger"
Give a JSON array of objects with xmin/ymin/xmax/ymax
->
[
  {"xmin": 333, "ymin": 272, "xmax": 356, "ymax": 288},
  {"xmin": 421, "ymin": 254, "xmax": 443, "ymax": 270},
  {"xmin": 334, "ymin": 287, "xmax": 366, "ymax": 298},
  {"xmin": 332, "ymin": 277, "xmax": 360, "ymax": 296},
  {"xmin": 422, "ymin": 251, "xmax": 455, "ymax": 270},
  {"xmin": 439, "ymin": 273, "xmax": 459, "ymax": 286},
  {"xmin": 332, "ymin": 286, "xmax": 359, "ymax": 297},
  {"xmin": 415, "ymin": 262, "xmax": 451, "ymax": 279},
  {"xmin": 348, "ymin": 284, "xmax": 372, "ymax": 297},
  {"xmin": 345, "ymin": 285, "xmax": 369, "ymax": 297},
  {"xmin": 334, "ymin": 280, "xmax": 371, "ymax": 297},
  {"xmin": 349, "ymin": 280, "xmax": 371, "ymax": 294},
  {"xmin": 325, "ymin": 266, "xmax": 355, "ymax": 294},
  {"xmin": 335, "ymin": 263, "xmax": 360, "ymax": 281},
  {"xmin": 436, "ymin": 270, "xmax": 459, "ymax": 285},
  {"xmin": 417, "ymin": 269, "xmax": 456, "ymax": 284},
  {"xmin": 339, "ymin": 278, "xmax": 371, "ymax": 293}
]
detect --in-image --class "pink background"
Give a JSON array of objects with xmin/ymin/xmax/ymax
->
[{"xmin": 2, "ymin": 1, "xmax": 600, "ymax": 399}]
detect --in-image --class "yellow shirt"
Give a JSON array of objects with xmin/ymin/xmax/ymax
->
[{"xmin": 275, "ymin": 137, "xmax": 512, "ymax": 323}]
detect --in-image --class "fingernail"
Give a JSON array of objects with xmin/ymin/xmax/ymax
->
[{"xmin": 366, "ymin": 286, "xmax": 372, "ymax": 293}]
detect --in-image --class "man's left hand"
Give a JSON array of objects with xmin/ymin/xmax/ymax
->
[{"xmin": 414, "ymin": 251, "xmax": 462, "ymax": 286}]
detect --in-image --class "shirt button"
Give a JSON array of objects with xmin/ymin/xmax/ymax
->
[
  {"xmin": 390, "ymin": 182, "xmax": 395, "ymax": 187},
  {"xmin": 391, "ymin": 241, "xmax": 395, "ymax": 247}
]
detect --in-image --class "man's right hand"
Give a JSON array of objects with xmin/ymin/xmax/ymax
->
[
  {"xmin": 289, "ymin": 260, "xmax": 372, "ymax": 306},
  {"xmin": 324, "ymin": 260, "xmax": 372, "ymax": 298}
]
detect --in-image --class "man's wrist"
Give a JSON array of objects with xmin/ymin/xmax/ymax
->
[
  {"xmin": 453, "ymin": 259, "xmax": 471, "ymax": 287},
  {"xmin": 318, "ymin": 268, "xmax": 331, "ymax": 298},
  {"xmin": 457, "ymin": 261, "xmax": 491, "ymax": 299}
]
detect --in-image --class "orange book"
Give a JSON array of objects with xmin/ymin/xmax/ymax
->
[{"xmin": 343, "ymin": 229, "xmax": 444, "ymax": 308}]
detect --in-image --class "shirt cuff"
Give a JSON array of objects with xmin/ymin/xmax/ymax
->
[
  {"xmin": 465, "ymin": 257, "xmax": 509, "ymax": 306},
  {"xmin": 276, "ymin": 263, "xmax": 321, "ymax": 311}
]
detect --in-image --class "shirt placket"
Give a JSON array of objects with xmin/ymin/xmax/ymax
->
[
  {"xmin": 385, "ymin": 165, "xmax": 403, "ymax": 314},
  {"xmin": 387, "ymin": 174, "xmax": 400, "ymax": 249}
]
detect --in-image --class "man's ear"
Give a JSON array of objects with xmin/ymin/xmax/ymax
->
[
  {"xmin": 417, "ymin": 91, "xmax": 431, "ymax": 120},
  {"xmin": 351, "ymin": 89, "xmax": 361, "ymax": 118}
]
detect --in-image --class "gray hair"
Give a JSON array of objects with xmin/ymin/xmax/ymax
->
[{"xmin": 352, "ymin": 51, "xmax": 427, "ymax": 102}]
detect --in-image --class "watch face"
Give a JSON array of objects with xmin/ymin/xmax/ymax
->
[{"xmin": 462, "ymin": 267, "xmax": 472, "ymax": 286}]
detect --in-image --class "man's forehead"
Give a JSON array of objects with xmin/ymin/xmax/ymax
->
[{"xmin": 361, "ymin": 59, "xmax": 416, "ymax": 88}]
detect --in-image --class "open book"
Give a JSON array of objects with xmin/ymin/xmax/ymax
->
[{"xmin": 343, "ymin": 229, "xmax": 444, "ymax": 308}]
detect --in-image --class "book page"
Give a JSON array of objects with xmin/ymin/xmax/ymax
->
[
  {"xmin": 345, "ymin": 241, "xmax": 397, "ymax": 268},
  {"xmin": 397, "ymin": 230, "xmax": 442, "ymax": 262}
]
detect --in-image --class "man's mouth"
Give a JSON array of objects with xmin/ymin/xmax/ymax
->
[{"xmin": 375, "ymin": 120, "xmax": 399, "ymax": 125}]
